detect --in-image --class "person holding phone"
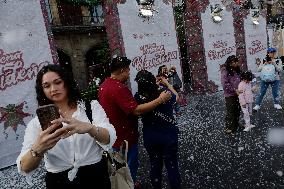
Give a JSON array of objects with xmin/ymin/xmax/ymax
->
[
  {"xmin": 16, "ymin": 64, "xmax": 116, "ymax": 189},
  {"xmin": 98, "ymin": 56, "xmax": 172, "ymax": 188},
  {"xmin": 36, "ymin": 104, "xmax": 63, "ymax": 131},
  {"xmin": 253, "ymin": 47, "xmax": 283, "ymax": 110},
  {"xmin": 157, "ymin": 65, "xmax": 169, "ymax": 79},
  {"xmin": 134, "ymin": 70, "xmax": 181, "ymax": 189}
]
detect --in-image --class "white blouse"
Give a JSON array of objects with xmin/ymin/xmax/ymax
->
[{"xmin": 16, "ymin": 100, "xmax": 116, "ymax": 183}]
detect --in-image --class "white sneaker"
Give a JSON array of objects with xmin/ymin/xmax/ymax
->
[
  {"xmin": 274, "ymin": 104, "xmax": 282, "ymax": 110},
  {"xmin": 253, "ymin": 105, "xmax": 260, "ymax": 111},
  {"xmin": 243, "ymin": 126, "xmax": 251, "ymax": 132}
]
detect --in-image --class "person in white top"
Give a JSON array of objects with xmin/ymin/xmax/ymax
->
[
  {"xmin": 253, "ymin": 47, "xmax": 283, "ymax": 110},
  {"xmin": 16, "ymin": 64, "xmax": 116, "ymax": 189}
]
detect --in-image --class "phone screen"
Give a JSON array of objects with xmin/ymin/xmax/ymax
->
[{"xmin": 36, "ymin": 104, "xmax": 63, "ymax": 131}]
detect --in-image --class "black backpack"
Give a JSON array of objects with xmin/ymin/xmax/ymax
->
[{"xmin": 85, "ymin": 100, "xmax": 93, "ymax": 123}]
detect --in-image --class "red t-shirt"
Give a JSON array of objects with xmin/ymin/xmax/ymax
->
[{"xmin": 98, "ymin": 78, "xmax": 138, "ymax": 148}]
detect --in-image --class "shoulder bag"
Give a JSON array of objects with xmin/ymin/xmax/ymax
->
[{"xmin": 84, "ymin": 101, "xmax": 134, "ymax": 189}]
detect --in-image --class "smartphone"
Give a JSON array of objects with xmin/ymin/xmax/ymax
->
[{"xmin": 36, "ymin": 104, "xmax": 63, "ymax": 131}]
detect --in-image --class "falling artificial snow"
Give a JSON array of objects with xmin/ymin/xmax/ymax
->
[
  {"xmin": 267, "ymin": 128, "xmax": 284, "ymax": 145},
  {"xmin": 276, "ymin": 171, "xmax": 283, "ymax": 177},
  {"xmin": 0, "ymin": 78, "xmax": 284, "ymax": 188}
]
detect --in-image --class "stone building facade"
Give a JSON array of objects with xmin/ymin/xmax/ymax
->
[
  {"xmin": 45, "ymin": 0, "xmax": 280, "ymax": 93},
  {"xmin": 46, "ymin": 0, "xmax": 110, "ymax": 89},
  {"xmin": 271, "ymin": 1, "xmax": 284, "ymax": 15}
]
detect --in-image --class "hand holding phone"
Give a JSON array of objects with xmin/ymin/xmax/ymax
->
[{"xmin": 36, "ymin": 104, "xmax": 63, "ymax": 131}]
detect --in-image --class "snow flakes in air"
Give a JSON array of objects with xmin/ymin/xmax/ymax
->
[
  {"xmin": 276, "ymin": 171, "xmax": 283, "ymax": 177},
  {"xmin": 238, "ymin": 146, "xmax": 244, "ymax": 152}
]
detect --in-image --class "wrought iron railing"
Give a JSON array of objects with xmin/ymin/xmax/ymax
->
[{"xmin": 51, "ymin": 15, "xmax": 104, "ymax": 27}]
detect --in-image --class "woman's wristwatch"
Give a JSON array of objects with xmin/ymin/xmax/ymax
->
[{"xmin": 30, "ymin": 148, "xmax": 41, "ymax": 157}]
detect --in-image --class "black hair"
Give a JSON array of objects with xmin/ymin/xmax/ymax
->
[
  {"xmin": 265, "ymin": 55, "xmax": 272, "ymax": 62},
  {"xmin": 35, "ymin": 64, "xmax": 81, "ymax": 107},
  {"xmin": 241, "ymin": 71, "xmax": 253, "ymax": 81},
  {"xmin": 225, "ymin": 55, "xmax": 241, "ymax": 76},
  {"xmin": 109, "ymin": 56, "xmax": 131, "ymax": 73},
  {"xmin": 157, "ymin": 65, "xmax": 167, "ymax": 77},
  {"xmin": 280, "ymin": 56, "xmax": 284, "ymax": 63},
  {"xmin": 135, "ymin": 70, "xmax": 160, "ymax": 102}
]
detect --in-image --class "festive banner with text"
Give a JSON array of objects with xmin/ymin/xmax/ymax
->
[
  {"xmin": 201, "ymin": 0, "xmax": 236, "ymax": 90},
  {"xmin": 0, "ymin": 0, "xmax": 56, "ymax": 168},
  {"xmin": 117, "ymin": 0, "xmax": 182, "ymax": 94},
  {"xmin": 244, "ymin": 10, "xmax": 267, "ymax": 77}
]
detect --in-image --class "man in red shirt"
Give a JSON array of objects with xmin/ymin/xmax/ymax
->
[{"xmin": 98, "ymin": 56, "xmax": 171, "ymax": 184}]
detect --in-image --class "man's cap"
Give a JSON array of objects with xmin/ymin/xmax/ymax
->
[
  {"xmin": 109, "ymin": 56, "xmax": 131, "ymax": 72},
  {"xmin": 267, "ymin": 47, "xmax": 277, "ymax": 53}
]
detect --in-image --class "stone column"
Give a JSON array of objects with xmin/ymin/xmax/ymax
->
[
  {"xmin": 69, "ymin": 35, "xmax": 88, "ymax": 89},
  {"xmin": 102, "ymin": 1, "xmax": 126, "ymax": 57},
  {"xmin": 232, "ymin": 8, "xmax": 248, "ymax": 70},
  {"xmin": 184, "ymin": 0, "xmax": 209, "ymax": 93},
  {"xmin": 81, "ymin": 6, "xmax": 91, "ymax": 25}
]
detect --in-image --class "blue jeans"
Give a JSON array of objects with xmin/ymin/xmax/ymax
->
[
  {"xmin": 143, "ymin": 131, "xmax": 181, "ymax": 189},
  {"xmin": 255, "ymin": 80, "xmax": 281, "ymax": 105},
  {"xmin": 173, "ymin": 102, "xmax": 181, "ymax": 114},
  {"xmin": 113, "ymin": 144, "xmax": 139, "ymax": 182}
]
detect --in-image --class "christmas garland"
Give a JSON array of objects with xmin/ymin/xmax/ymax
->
[
  {"xmin": 81, "ymin": 81, "xmax": 99, "ymax": 101},
  {"xmin": 58, "ymin": 0, "xmax": 102, "ymax": 6}
]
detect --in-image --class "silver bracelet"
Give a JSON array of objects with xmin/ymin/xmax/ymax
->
[{"xmin": 95, "ymin": 127, "xmax": 100, "ymax": 138}]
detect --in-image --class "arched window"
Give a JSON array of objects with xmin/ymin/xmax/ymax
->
[
  {"xmin": 85, "ymin": 44, "xmax": 111, "ymax": 85},
  {"xmin": 90, "ymin": 4, "xmax": 104, "ymax": 24}
]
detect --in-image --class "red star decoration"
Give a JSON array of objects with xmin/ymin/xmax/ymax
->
[{"xmin": 0, "ymin": 102, "xmax": 31, "ymax": 138}]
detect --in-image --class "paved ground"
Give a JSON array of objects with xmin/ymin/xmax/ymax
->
[
  {"xmin": 1, "ymin": 76, "xmax": 284, "ymax": 189},
  {"xmin": 137, "ymin": 75, "xmax": 284, "ymax": 189},
  {"xmin": 137, "ymin": 92, "xmax": 284, "ymax": 189}
]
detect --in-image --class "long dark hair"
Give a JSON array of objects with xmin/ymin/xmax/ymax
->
[
  {"xmin": 225, "ymin": 55, "xmax": 241, "ymax": 76},
  {"xmin": 35, "ymin": 64, "xmax": 81, "ymax": 107},
  {"xmin": 135, "ymin": 70, "xmax": 160, "ymax": 102}
]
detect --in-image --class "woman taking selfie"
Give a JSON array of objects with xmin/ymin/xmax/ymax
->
[{"xmin": 16, "ymin": 64, "xmax": 116, "ymax": 189}]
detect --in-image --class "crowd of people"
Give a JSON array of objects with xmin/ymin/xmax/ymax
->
[
  {"xmin": 98, "ymin": 57, "xmax": 181, "ymax": 189},
  {"xmin": 221, "ymin": 47, "xmax": 283, "ymax": 135},
  {"xmin": 16, "ymin": 57, "xmax": 184, "ymax": 189},
  {"xmin": 16, "ymin": 47, "xmax": 282, "ymax": 188}
]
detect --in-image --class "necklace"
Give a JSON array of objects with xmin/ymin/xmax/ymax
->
[{"xmin": 60, "ymin": 106, "xmax": 76, "ymax": 119}]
